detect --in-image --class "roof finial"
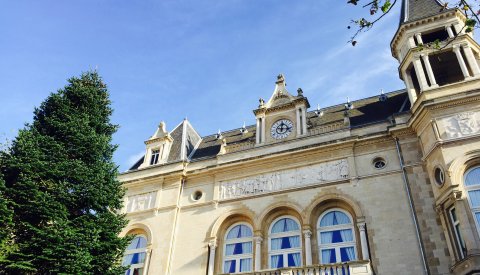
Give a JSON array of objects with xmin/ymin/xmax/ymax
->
[
  {"xmin": 240, "ymin": 122, "xmax": 248, "ymax": 134},
  {"xmin": 297, "ymin": 88, "xmax": 303, "ymax": 96},
  {"xmin": 276, "ymin": 73, "xmax": 285, "ymax": 84},
  {"xmin": 259, "ymin": 98, "xmax": 265, "ymax": 108}
]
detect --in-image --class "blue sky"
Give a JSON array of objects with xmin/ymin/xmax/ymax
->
[{"xmin": 1, "ymin": 0, "xmax": 407, "ymax": 171}]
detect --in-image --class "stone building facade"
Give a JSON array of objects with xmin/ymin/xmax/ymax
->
[{"xmin": 118, "ymin": 0, "xmax": 480, "ymax": 274}]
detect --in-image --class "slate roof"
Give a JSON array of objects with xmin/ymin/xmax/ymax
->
[
  {"xmin": 128, "ymin": 90, "xmax": 410, "ymax": 171},
  {"xmin": 400, "ymin": 0, "xmax": 447, "ymax": 24}
]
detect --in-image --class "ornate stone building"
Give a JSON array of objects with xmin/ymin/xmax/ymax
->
[{"xmin": 118, "ymin": 0, "xmax": 480, "ymax": 274}]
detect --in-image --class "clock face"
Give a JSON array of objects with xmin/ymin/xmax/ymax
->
[{"xmin": 271, "ymin": 119, "xmax": 294, "ymax": 139}]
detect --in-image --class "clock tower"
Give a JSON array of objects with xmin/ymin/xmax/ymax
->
[{"xmin": 253, "ymin": 74, "xmax": 310, "ymax": 145}]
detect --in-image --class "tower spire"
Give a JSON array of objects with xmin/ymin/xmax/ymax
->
[{"xmin": 400, "ymin": 0, "xmax": 446, "ymax": 24}]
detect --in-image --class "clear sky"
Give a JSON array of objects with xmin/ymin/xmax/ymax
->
[{"xmin": 1, "ymin": 0, "xmax": 407, "ymax": 171}]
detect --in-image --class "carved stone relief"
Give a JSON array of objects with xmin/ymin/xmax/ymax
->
[
  {"xmin": 220, "ymin": 159, "xmax": 349, "ymax": 199},
  {"xmin": 126, "ymin": 191, "xmax": 157, "ymax": 213},
  {"xmin": 439, "ymin": 112, "xmax": 480, "ymax": 139}
]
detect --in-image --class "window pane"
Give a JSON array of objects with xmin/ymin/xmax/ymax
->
[
  {"xmin": 240, "ymin": 258, "xmax": 252, "ymax": 272},
  {"xmin": 127, "ymin": 236, "xmax": 147, "ymax": 250},
  {"xmin": 271, "ymin": 218, "xmax": 299, "ymax": 233},
  {"xmin": 320, "ymin": 211, "xmax": 351, "ymax": 227},
  {"xmin": 287, "ymin": 253, "xmax": 301, "ymax": 267},
  {"xmin": 476, "ymin": 212, "xmax": 480, "ymax": 226},
  {"xmin": 340, "ymin": 247, "xmax": 356, "ymax": 262},
  {"xmin": 321, "ymin": 249, "xmax": 336, "ymax": 264},
  {"xmin": 226, "ymin": 225, "xmax": 253, "ymax": 239},
  {"xmin": 271, "ymin": 254, "xmax": 283, "ymax": 268},
  {"xmin": 469, "ymin": 190, "xmax": 480, "ymax": 207},
  {"xmin": 223, "ymin": 260, "xmax": 236, "ymax": 273},
  {"xmin": 272, "ymin": 236, "xmax": 300, "ymax": 250},
  {"xmin": 123, "ymin": 252, "xmax": 146, "ymax": 265},
  {"xmin": 226, "ymin": 242, "xmax": 252, "ymax": 255},
  {"xmin": 465, "ymin": 167, "xmax": 480, "ymax": 186}
]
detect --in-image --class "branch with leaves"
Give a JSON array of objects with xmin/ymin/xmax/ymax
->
[{"xmin": 347, "ymin": 0, "xmax": 480, "ymax": 46}]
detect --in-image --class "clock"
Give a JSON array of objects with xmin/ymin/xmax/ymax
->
[{"xmin": 271, "ymin": 119, "xmax": 294, "ymax": 139}]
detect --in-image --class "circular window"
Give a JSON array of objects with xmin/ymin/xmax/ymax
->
[
  {"xmin": 372, "ymin": 157, "xmax": 386, "ymax": 169},
  {"xmin": 192, "ymin": 191, "xmax": 203, "ymax": 201},
  {"xmin": 434, "ymin": 167, "xmax": 445, "ymax": 186}
]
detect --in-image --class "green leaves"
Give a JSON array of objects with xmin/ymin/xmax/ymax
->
[{"xmin": 1, "ymin": 71, "xmax": 130, "ymax": 274}]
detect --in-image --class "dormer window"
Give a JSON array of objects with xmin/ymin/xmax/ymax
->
[{"xmin": 150, "ymin": 149, "xmax": 160, "ymax": 165}]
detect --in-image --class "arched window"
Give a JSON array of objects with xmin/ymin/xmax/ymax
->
[
  {"xmin": 317, "ymin": 209, "xmax": 357, "ymax": 264},
  {"xmin": 464, "ymin": 166, "xmax": 480, "ymax": 233},
  {"xmin": 122, "ymin": 235, "xmax": 148, "ymax": 275},
  {"xmin": 268, "ymin": 217, "xmax": 302, "ymax": 268},
  {"xmin": 223, "ymin": 223, "xmax": 253, "ymax": 273}
]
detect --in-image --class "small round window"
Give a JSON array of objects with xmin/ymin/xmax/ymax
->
[
  {"xmin": 434, "ymin": 167, "xmax": 445, "ymax": 186},
  {"xmin": 373, "ymin": 157, "xmax": 386, "ymax": 170},
  {"xmin": 192, "ymin": 191, "xmax": 203, "ymax": 201}
]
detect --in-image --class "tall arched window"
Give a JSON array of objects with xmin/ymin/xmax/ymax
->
[
  {"xmin": 223, "ymin": 223, "xmax": 253, "ymax": 273},
  {"xmin": 122, "ymin": 235, "xmax": 147, "ymax": 275},
  {"xmin": 464, "ymin": 166, "xmax": 480, "ymax": 233},
  {"xmin": 317, "ymin": 209, "xmax": 356, "ymax": 264},
  {"xmin": 268, "ymin": 216, "xmax": 302, "ymax": 268}
]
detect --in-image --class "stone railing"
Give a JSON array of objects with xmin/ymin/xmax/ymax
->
[{"xmin": 219, "ymin": 260, "xmax": 372, "ymax": 275}]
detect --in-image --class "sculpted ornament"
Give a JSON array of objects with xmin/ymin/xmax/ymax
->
[
  {"xmin": 220, "ymin": 159, "xmax": 349, "ymax": 199},
  {"xmin": 442, "ymin": 112, "xmax": 480, "ymax": 138},
  {"xmin": 126, "ymin": 191, "xmax": 157, "ymax": 213}
]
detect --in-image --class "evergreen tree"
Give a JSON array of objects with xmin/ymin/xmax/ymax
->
[
  {"xmin": 1, "ymin": 72, "xmax": 130, "ymax": 274},
  {"xmin": 0, "ymin": 172, "xmax": 13, "ymax": 266}
]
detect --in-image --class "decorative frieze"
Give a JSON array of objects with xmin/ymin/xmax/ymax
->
[
  {"xmin": 220, "ymin": 159, "xmax": 349, "ymax": 199},
  {"xmin": 125, "ymin": 191, "xmax": 157, "ymax": 213},
  {"xmin": 438, "ymin": 111, "xmax": 480, "ymax": 139}
]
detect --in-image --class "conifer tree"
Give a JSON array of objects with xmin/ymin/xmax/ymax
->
[{"xmin": 1, "ymin": 72, "xmax": 130, "ymax": 274}]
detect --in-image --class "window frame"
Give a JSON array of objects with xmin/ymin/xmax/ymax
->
[
  {"xmin": 150, "ymin": 148, "xmax": 161, "ymax": 165},
  {"xmin": 448, "ymin": 206, "xmax": 466, "ymax": 259},
  {"xmin": 464, "ymin": 166, "xmax": 480, "ymax": 238},
  {"xmin": 123, "ymin": 234, "xmax": 148, "ymax": 275},
  {"xmin": 317, "ymin": 208, "xmax": 357, "ymax": 264},
  {"xmin": 223, "ymin": 222, "xmax": 254, "ymax": 274},
  {"xmin": 267, "ymin": 215, "xmax": 303, "ymax": 269}
]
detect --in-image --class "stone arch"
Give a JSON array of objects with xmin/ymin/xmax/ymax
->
[
  {"xmin": 256, "ymin": 201, "xmax": 304, "ymax": 269},
  {"xmin": 448, "ymin": 149, "xmax": 480, "ymax": 191},
  {"xmin": 208, "ymin": 208, "xmax": 256, "ymax": 240},
  {"xmin": 121, "ymin": 222, "xmax": 154, "ymax": 246},
  {"xmin": 303, "ymin": 192, "xmax": 365, "ymax": 264}
]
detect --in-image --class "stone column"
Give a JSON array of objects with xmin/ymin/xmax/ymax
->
[
  {"xmin": 301, "ymin": 107, "xmax": 307, "ymax": 135},
  {"xmin": 446, "ymin": 26, "xmax": 455, "ymax": 38},
  {"xmin": 303, "ymin": 230, "xmax": 313, "ymax": 266},
  {"xmin": 256, "ymin": 118, "xmax": 261, "ymax": 144},
  {"xmin": 254, "ymin": 236, "xmax": 263, "ymax": 271},
  {"xmin": 296, "ymin": 108, "xmax": 301, "ymax": 136},
  {"xmin": 415, "ymin": 33, "xmax": 423, "ymax": 45},
  {"xmin": 261, "ymin": 116, "xmax": 266, "ymax": 143},
  {"xmin": 357, "ymin": 223, "xmax": 369, "ymax": 260},
  {"xmin": 453, "ymin": 45, "xmax": 471, "ymax": 78},
  {"xmin": 462, "ymin": 44, "xmax": 480, "ymax": 76},
  {"xmin": 402, "ymin": 71, "xmax": 417, "ymax": 104},
  {"xmin": 453, "ymin": 191, "xmax": 480, "ymax": 254},
  {"xmin": 207, "ymin": 240, "xmax": 217, "ymax": 275},
  {"xmin": 408, "ymin": 36, "xmax": 416, "ymax": 48},
  {"xmin": 142, "ymin": 248, "xmax": 152, "ymax": 275},
  {"xmin": 421, "ymin": 54, "xmax": 438, "ymax": 87},
  {"xmin": 412, "ymin": 55, "xmax": 429, "ymax": 91}
]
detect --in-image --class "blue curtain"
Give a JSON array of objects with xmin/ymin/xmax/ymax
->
[
  {"xmin": 271, "ymin": 238, "xmax": 282, "ymax": 250},
  {"xmin": 340, "ymin": 247, "xmax": 355, "ymax": 262},
  {"xmin": 227, "ymin": 242, "xmax": 252, "ymax": 255},
  {"xmin": 321, "ymin": 249, "xmax": 335, "ymax": 264},
  {"xmin": 240, "ymin": 258, "xmax": 252, "ymax": 272},
  {"xmin": 288, "ymin": 253, "xmax": 301, "ymax": 267},
  {"xmin": 272, "ymin": 218, "xmax": 299, "ymax": 233},
  {"xmin": 469, "ymin": 190, "xmax": 480, "ymax": 207},
  {"xmin": 476, "ymin": 212, "xmax": 480, "ymax": 227},
  {"xmin": 123, "ymin": 252, "xmax": 146, "ymax": 265},
  {"xmin": 225, "ymin": 244, "xmax": 235, "ymax": 256},
  {"xmin": 271, "ymin": 255, "xmax": 283, "ymax": 268},
  {"xmin": 320, "ymin": 231, "xmax": 333, "ymax": 244},
  {"xmin": 223, "ymin": 260, "xmax": 236, "ymax": 273},
  {"xmin": 465, "ymin": 167, "xmax": 480, "ymax": 186},
  {"xmin": 339, "ymin": 229, "xmax": 353, "ymax": 242}
]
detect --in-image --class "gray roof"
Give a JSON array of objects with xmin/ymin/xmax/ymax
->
[
  {"xmin": 400, "ymin": 0, "xmax": 447, "ymax": 24},
  {"xmin": 128, "ymin": 89, "xmax": 410, "ymax": 171}
]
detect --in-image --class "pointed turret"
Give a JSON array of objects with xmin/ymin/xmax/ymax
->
[
  {"xmin": 264, "ymin": 74, "xmax": 296, "ymax": 108},
  {"xmin": 399, "ymin": 0, "xmax": 446, "ymax": 25}
]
